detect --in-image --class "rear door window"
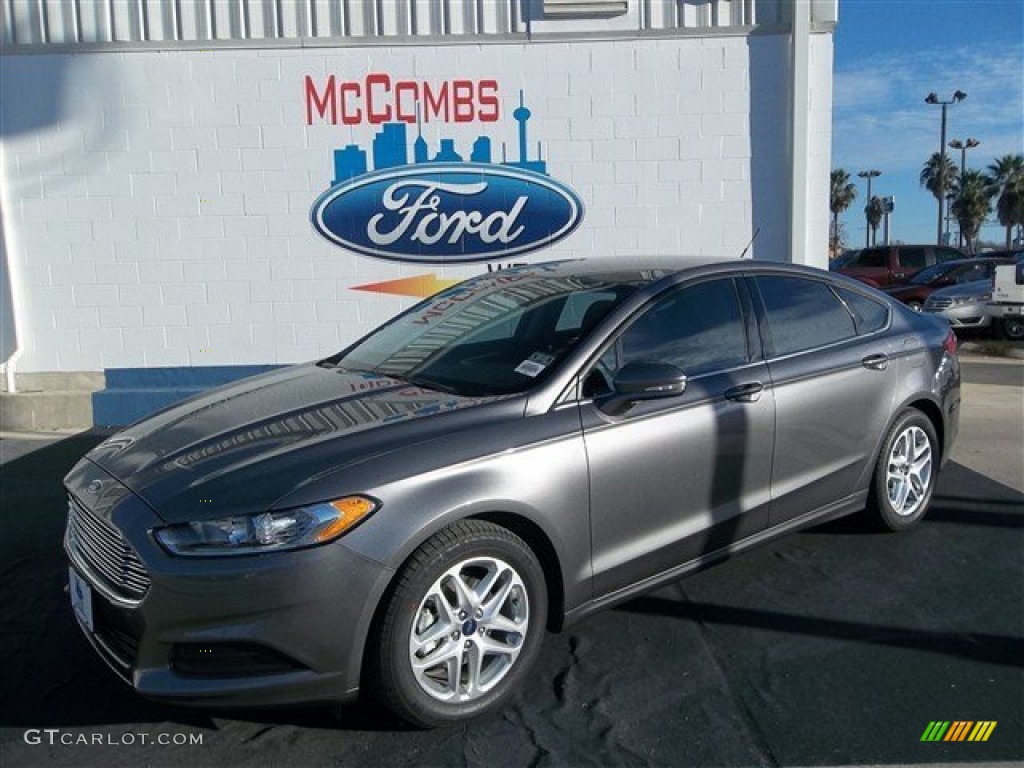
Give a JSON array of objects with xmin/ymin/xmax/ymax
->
[
  {"xmin": 755, "ymin": 276, "xmax": 857, "ymax": 356},
  {"xmin": 899, "ymin": 247, "xmax": 927, "ymax": 269}
]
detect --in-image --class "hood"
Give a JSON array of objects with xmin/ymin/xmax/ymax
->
[
  {"xmin": 82, "ymin": 363, "xmax": 518, "ymax": 523},
  {"xmin": 929, "ymin": 279, "xmax": 993, "ymax": 299}
]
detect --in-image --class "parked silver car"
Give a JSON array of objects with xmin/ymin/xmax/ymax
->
[
  {"xmin": 923, "ymin": 278, "xmax": 994, "ymax": 331},
  {"xmin": 64, "ymin": 258, "xmax": 960, "ymax": 727}
]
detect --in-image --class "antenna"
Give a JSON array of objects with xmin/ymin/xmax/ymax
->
[{"xmin": 739, "ymin": 228, "xmax": 760, "ymax": 259}]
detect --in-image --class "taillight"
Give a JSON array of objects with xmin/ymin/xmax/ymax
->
[{"xmin": 943, "ymin": 329, "xmax": 958, "ymax": 356}]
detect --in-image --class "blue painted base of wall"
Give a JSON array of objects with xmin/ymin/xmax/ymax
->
[{"xmin": 92, "ymin": 365, "xmax": 284, "ymax": 427}]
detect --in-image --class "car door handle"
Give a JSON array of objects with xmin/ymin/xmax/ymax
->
[
  {"xmin": 724, "ymin": 382, "xmax": 764, "ymax": 403},
  {"xmin": 862, "ymin": 353, "xmax": 889, "ymax": 371}
]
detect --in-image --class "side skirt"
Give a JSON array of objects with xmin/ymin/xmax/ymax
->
[{"xmin": 562, "ymin": 490, "xmax": 868, "ymax": 627}]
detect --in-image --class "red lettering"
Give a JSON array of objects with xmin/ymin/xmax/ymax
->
[
  {"xmin": 394, "ymin": 82, "xmax": 419, "ymax": 124},
  {"xmin": 422, "ymin": 82, "xmax": 449, "ymax": 123},
  {"xmin": 305, "ymin": 75, "xmax": 337, "ymax": 125},
  {"xmin": 452, "ymin": 80, "xmax": 475, "ymax": 123},
  {"xmin": 478, "ymin": 80, "xmax": 499, "ymax": 122},
  {"xmin": 366, "ymin": 73, "xmax": 392, "ymax": 123},
  {"xmin": 311, "ymin": 77, "xmax": 502, "ymax": 125},
  {"xmin": 340, "ymin": 81, "xmax": 362, "ymax": 125}
]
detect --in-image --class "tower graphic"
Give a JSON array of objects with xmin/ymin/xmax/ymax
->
[
  {"xmin": 413, "ymin": 104, "xmax": 429, "ymax": 164},
  {"xmin": 507, "ymin": 90, "xmax": 545, "ymax": 174}
]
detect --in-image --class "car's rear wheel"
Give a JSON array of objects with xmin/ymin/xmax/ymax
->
[
  {"xmin": 369, "ymin": 520, "xmax": 547, "ymax": 727},
  {"xmin": 867, "ymin": 409, "xmax": 939, "ymax": 531}
]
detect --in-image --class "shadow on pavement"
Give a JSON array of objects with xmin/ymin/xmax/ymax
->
[{"xmin": 1, "ymin": 433, "xmax": 1020, "ymax": 766}]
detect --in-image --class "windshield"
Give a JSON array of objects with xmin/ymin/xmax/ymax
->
[
  {"xmin": 330, "ymin": 269, "xmax": 641, "ymax": 396},
  {"xmin": 909, "ymin": 262, "xmax": 957, "ymax": 285}
]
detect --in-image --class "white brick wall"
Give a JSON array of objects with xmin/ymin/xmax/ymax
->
[{"xmin": 0, "ymin": 33, "xmax": 831, "ymax": 373}]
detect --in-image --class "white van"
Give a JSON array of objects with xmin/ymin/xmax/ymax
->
[{"xmin": 987, "ymin": 252, "xmax": 1024, "ymax": 340}]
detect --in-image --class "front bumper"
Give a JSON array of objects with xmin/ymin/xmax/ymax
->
[
  {"xmin": 64, "ymin": 460, "xmax": 394, "ymax": 709},
  {"xmin": 923, "ymin": 304, "xmax": 992, "ymax": 328}
]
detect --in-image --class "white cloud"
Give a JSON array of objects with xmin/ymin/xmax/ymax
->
[{"xmin": 833, "ymin": 41, "xmax": 1024, "ymax": 174}]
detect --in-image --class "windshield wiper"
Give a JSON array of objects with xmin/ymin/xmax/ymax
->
[{"xmin": 395, "ymin": 374, "xmax": 461, "ymax": 395}]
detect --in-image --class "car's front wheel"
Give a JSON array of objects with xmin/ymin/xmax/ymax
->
[
  {"xmin": 369, "ymin": 520, "xmax": 547, "ymax": 727},
  {"xmin": 867, "ymin": 409, "xmax": 939, "ymax": 531}
]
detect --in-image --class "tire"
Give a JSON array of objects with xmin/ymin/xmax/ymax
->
[
  {"xmin": 866, "ymin": 409, "xmax": 939, "ymax": 531},
  {"xmin": 998, "ymin": 316, "xmax": 1024, "ymax": 341},
  {"xmin": 369, "ymin": 520, "xmax": 547, "ymax": 728}
]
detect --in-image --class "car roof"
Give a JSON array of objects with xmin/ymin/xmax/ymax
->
[
  {"xmin": 945, "ymin": 256, "xmax": 1014, "ymax": 267},
  {"xmin": 974, "ymin": 249, "xmax": 1024, "ymax": 261},
  {"xmin": 500, "ymin": 256, "xmax": 839, "ymax": 285}
]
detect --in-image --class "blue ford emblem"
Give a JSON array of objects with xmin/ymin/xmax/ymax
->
[{"xmin": 311, "ymin": 163, "xmax": 584, "ymax": 264}]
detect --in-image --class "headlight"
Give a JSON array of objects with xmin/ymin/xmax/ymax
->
[
  {"xmin": 155, "ymin": 496, "xmax": 378, "ymax": 557},
  {"xmin": 954, "ymin": 293, "xmax": 991, "ymax": 305}
]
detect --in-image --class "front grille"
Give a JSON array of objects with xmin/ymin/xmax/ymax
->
[
  {"xmin": 926, "ymin": 297, "xmax": 954, "ymax": 310},
  {"xmin": 92, "ymin": 596, "xmax": 142, "ymax": 670},
  {"xmin": 67, "ymin": 496, "xmax": 150, "ymax": 600}
]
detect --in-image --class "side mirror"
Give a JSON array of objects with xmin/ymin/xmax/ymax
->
[
  {"xmin": 613, "ymin": 362, "xmax": 688, "ymax": 397},
  {"xmin": 600, "ymin": 362, "xmax": 687, "ymax": 415}
]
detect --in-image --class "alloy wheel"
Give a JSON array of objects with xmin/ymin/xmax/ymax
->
[
  {"xmin": 408, "ymin": 556, "xmax": 529, "ymax": 703},
  {"xmin": 885, "ymin": 425, "xmax": 933, "ymax": 516}
]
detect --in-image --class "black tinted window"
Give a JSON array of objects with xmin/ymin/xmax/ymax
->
[
  {"xmin": 855, "ymin": 248, "xmax": 887, "ymax": 268},
  {"xmin": 757, "ymin": 276, "xmax": 856, "ymax": 355},
  {"xmin": 613, "ymin": 279, "xmax": 748, "ymax": 377},
  {"xmin": 935, "ymin": 248, "xmax": 963, "ymax": 264},
  {"xmin": 899, "ymin": 247, "xmax": 927, "ymax": 268},
  {"xmin": 956, "ymin": 264, "xmax": 992, "ymax": 283},
  {"xmin": 837, "ymin": 288, "xmax": 888, "ymax": 334}
]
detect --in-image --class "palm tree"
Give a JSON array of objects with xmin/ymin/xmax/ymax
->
[
  {"xmin": 920, "ymin": 152, "xmax": 959, "ymax": 214},
  {"xmin": 985, "ymin": 154, "xmax": 1024, "ymax": 248},
  {"xmin": 830, "ymin": 169, "xmax": 857, "ymax": 256},
  {"xmin": 950, "ymin": 170, "xmax": 994, "ymax": 253},
  {"xmin": 865, "ymin": 196, "xmax": 884, "ymax": 246}
]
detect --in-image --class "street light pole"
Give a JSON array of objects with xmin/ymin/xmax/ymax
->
[
  {"xmin": 857, "ymin": 169, "xmax": 881, "ymax": 248},
  {"xmin": 925, "ymin": 90, "xmax": 967, "ymax": 245},
  {"xmin": 949, "ymin": 137, "xmax": 980, "ymax": 247}
]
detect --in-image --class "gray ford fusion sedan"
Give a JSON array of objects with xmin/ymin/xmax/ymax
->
[{"xmin": 65, "ymin": 257, "xmax": 960, "ymax": 727}]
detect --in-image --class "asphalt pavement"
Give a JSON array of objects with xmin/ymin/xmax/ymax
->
[{"xmin": 1, "ymin": 357, "xmax": 1021, "ymax": 767}]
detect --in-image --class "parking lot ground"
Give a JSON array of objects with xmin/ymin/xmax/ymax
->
[{"xmin": 1, "ymin": 357, "xmax": 1021, "ymax": 767}]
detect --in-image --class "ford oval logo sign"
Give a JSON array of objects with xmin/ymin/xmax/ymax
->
[{"xmin": 311, "ymin": 163, "xmax": 584, "ymax": 264}]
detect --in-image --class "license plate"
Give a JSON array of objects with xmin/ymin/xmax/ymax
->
[{"xmin": 69, "ymin": 568, "xmax": 94, "ymax": 633}]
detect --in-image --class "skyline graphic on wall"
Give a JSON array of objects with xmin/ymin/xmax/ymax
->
[{"xmin": 330, "ymin": 90, "xmax": 548, "ymax": 185}]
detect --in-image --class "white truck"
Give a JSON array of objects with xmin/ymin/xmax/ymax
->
[{"xmin": 987, "ymin": 254, "xmax": 1024, "ymax": 341}]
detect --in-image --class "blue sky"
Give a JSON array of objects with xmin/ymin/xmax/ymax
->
[{"xmin": 831, "ymin": 0, "xmax": 1024, "ymax": 248}]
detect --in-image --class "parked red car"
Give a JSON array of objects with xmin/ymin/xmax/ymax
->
[
  {"xmin": 833, "ymin": 245, "xmax": 966, "ymax": 288},
  {"xmin": 884, "ymin": 257, "xmax": 1015, "ymax": 312}
]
